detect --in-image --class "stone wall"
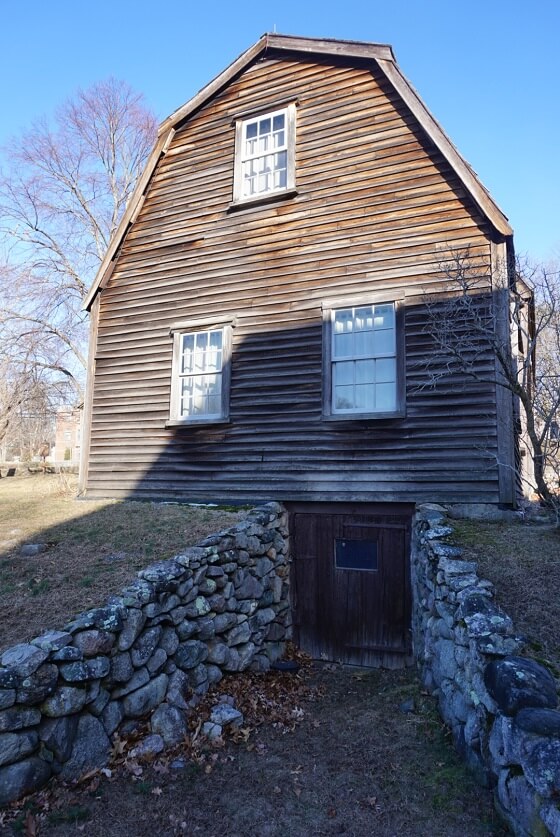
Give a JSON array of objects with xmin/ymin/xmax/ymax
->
[
  {"xmin": 412, "ymin": 505, "xmax": 560, "ymax": 837},
  {"xmin": 0, "ymin": 502, "xmax": 290, "ymax": 806}
]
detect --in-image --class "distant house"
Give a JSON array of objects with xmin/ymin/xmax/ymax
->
[
  {"xmin": 80, "ymin": 35, "xmax": 518, "ymax": 665},
  {"xmin": 54, "ymin": 406, "xmax": 81, "ymax": 463}
]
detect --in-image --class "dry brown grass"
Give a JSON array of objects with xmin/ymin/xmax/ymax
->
[
  {"xmin": 0, "ymin": 474, "xmax": 247, "ymax": 651},
  {"xmin": 451, "ymin": 517, "xmax": 560, "ymax": 674}
]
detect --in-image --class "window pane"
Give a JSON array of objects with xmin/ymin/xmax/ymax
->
[
  {"xmin": 275, "ymin": 150, "xmax": 287, "ymax": 170},
  {"xmin": 334, "ymin": 386, "xmax": 355, "ymax": 410},
  {"xmin": 355, "ymin": 359, "xmax": 375, "ymax": 384},
  {"xmin": 207, "ymin": 395, "xmax": 221, "ymax": 415},
  {"xmin": 334, "ymin": 309, "xmax": 353, "ymax": 333},
  {"xmin": 195, "ymin": 331, "xmax": 208, "ymax": 351},
  {"xmin": 373, "ymin": 329, "xmax": 395, "ymax": 356},
  {"xmin": 354, "ymin": 307, "xmax": 373, "ymax": 331},
  {"xmin": 373, "ymin": 304, "xmax": 395, "ymax": 329},
  {"xmin": 275, "ymin": 168, "xmax": 287, "ymax": 189},
  {"xmin": 334, "ymin": 360, "xmax": 354, "ymax": 386},
  {"xmin": 180, "ymin": 396, "xmax": 192, "ymax": 418},
  {"xmin": 335, "ymin": 538, "xmax": 378, "ymax": 571},
  {"xmin": 206, "ymin": 373, "xmax": 222, "ymax": 395},
  {"xmin": 243, "ymin": 174, "xmax": 255, "ymax": 194},
  {"xmin": 207, "ymin": 331, "xmax": 223, "ymax": 372},
  {"xmin": 181, "ymin": 334, "xmax": 194, "ymax": 374},
  {"xmin": 355, "ymin": 330, "xmax": 373, "ymax": 357},
  {"xmin": 180, "ymin": 378, "xmax": 193, "ymax": 417},
  {"xmin": 272, "ymin": 114, "xmax": 285, "ymax": 131},
  {"xmin": 209, "ymin": 330, "xmax": 222, "ymax": 349},
  {"xmin": 334, "ymin": 332, "xmax": 353, "ymax": 358},
  {"xmin": 194, "ymin": 349, "xmax": 205, "ymax": 372},
  {"xmin": 259, "ymin": 117, "xmax": 271, "ymax": 134},
  {"xmin": 246, "ymin": 122, "xmax": 258, "ymax": 139},
  {"xmin": 375, "ymin": 382, "xmax": 396, "ymax": 412},
  {"xmin": 376, "ymin": 358, "xmax": 396, "ymax": 383},
  {"xmin": 355, "ymin": 384, "xmax": 375, "ymax": 411}
]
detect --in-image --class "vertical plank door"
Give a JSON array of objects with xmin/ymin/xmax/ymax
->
[{"xmin": 290, "ymin": 504, "xmax": 413, "ymax": 668}]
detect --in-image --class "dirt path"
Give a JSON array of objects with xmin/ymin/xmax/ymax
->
[{"xmin": 4, "ymin": 665, "xmax": 506, "ymax": 837}]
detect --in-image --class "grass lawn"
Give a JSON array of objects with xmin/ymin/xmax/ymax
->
[
  {"xmin": 0, "ymin": 473, "xmax": 247, "ymax": 651},
  {"xmin": 451, "ymin": 515, "xmax": 560, "ymax": 677}
]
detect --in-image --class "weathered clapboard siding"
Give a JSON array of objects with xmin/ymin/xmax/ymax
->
[{"xmin": 85, "ymin": 51, "xmax": 508, "ymax": 503}]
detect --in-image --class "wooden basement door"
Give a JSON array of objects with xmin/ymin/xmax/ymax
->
[{"xmin": 289, "ymin": 503, "xmax": 414, "ymax": 668}]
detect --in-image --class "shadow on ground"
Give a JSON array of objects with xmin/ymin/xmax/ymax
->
[{"xmin": 6, "ymin": 664, "xmax": 506, "ymax": 837}]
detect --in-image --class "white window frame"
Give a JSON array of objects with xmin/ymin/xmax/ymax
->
[
  {"xmin": 322, "ymin": 297, "xmax": 405, "ymax": 420},
  {"xmin": 167, "ymin": 317, "xmax": 234, "ymax": 426},
  {"xmin": 232, "ymin": 103, "xmax": 296, "ymax": 205}
]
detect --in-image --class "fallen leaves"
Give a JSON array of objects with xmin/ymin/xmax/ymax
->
[
  {"xmin": 0, "ymin": 649, "xmax": 318, "ymax": 834},
  {"xmin": 124, "ymin": 760, "xmax": 143, "ymax": 778}
]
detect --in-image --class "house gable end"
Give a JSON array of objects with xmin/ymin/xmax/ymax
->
[{"xmin": 83, "ymin": 34, "xmax": 512, "ymax": 312}]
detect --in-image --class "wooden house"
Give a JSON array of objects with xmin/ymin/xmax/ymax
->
[{"xmin": 80, "ymin": 35, "xmax": 517, "ymax": 665}]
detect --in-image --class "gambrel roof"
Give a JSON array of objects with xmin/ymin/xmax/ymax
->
[{"xmin": 83, "ymin": 33, "xmax": 512, "ymax": 311}]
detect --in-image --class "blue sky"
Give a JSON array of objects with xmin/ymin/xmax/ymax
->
[{"xmin": 0, "ymin": 0, "xmax": 558, "ymax": 261}]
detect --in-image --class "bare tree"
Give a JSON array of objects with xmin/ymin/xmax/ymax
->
[
  {"xmin": 420, "ymin": 247, "xmax": 560, "ymax": 509},
  {"xmin": 0, "ymin": 79, "xmax": 157, "ymax": 400},
  {"xmin": 0, "ymin": 355, "xmax": 57, "ymax": 462}
]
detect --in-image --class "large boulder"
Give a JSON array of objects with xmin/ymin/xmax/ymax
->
[
  {"xmin": 122, "ymin": 673, "xmax": 168, "ymax": 718},
  {"xmin": 150, "ymin": 703, "xmax": 187, "ymax": 746},
  {"xmin": 0, "ymin": 757, "xmax": 51, "ymax": 806},
  {"xmin": 484, "ymin": 657, "xmax": 558, "ymax": 715},
  {"xmin": 59, "ymin": 714, "xmax": 111, "ymax": 780}
]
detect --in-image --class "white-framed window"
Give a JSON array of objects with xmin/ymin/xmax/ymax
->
[
  {"xmin": 233, "ymin": 103, "xmax": 296, "ymax": 204},
  {"xmin": 324, "ymin": 301, "xmax": 404, "ymax": 418},
  {"xmin": 168, "ymin": 320, "xmax": 233, "ymax": 424}
]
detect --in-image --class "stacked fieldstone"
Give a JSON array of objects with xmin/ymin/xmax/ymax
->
[
  {"xmin": 412, "ymin": 504, "xmax": 560, "ymax": 836},
  {"xmin": 0, "ymin": 502, "xmax": 290, "ymax": 806}
]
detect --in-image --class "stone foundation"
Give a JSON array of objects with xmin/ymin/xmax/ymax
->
[
  {"xmin": 0, "ymin": 502, "xmax": 290, "ymax": 806},
  {"xmin": 412, "ymin": 504, "xmax": 560, "ymax": 836}
]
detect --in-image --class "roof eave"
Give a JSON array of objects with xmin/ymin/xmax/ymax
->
[{"xmin": 375, "ymin": 57, "xmax": 512, "ymax": 238}]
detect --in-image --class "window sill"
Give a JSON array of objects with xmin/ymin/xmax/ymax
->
[
  {"xmin": 228, "ymin": 189, "xmax": 298, "ymax": 213},
  {"xmin": 323, "ymin": 411, "xmax": 405, "ymax": 422},
  {"xmin": 166, "ymin": 417, "xmax": 230, "ymax": 428}
]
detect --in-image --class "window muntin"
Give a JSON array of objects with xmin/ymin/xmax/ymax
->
[
  {"xmin": 331, "ymin": 303, "xmax": 397, "ymax": 415},
  {"xmin": 233, "ymin": 104, "xmax": 295, "ymax": 203}
]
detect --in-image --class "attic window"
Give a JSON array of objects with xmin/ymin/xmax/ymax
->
[{"xmin": 232, "ymin": 104, "xmax": 296, "ymax": 205}]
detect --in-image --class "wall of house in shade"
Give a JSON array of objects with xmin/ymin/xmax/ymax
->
[
  {"xmin": 412, "ymin": 507, "xmax": 560, "ymax": 836},
  {"xmin": 0, "ymin": 503, "xmax": 290, "ymax": 806}
]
